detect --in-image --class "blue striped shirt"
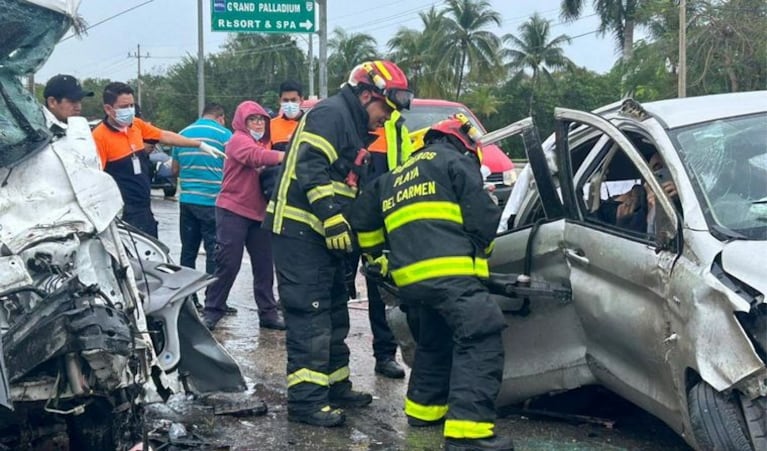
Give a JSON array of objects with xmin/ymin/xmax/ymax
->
[{"xmin": 172, "ymin": 118, "xmax": 232, "ymax": 206}]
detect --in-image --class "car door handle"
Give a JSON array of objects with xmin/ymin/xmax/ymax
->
[{"xmin": 564, "ymin": 248, "xmax": 590, "ymax": 265}]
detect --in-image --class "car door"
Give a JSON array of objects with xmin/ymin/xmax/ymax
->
[
  {"xmin": 552, "ymin": 108, "xmax": 681, "ymax": 416},
  {"xmin": 487, "ymin": 119, "xmax": 596, "ymax": 404}
]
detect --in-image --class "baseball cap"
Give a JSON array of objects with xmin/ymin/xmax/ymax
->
[{"xmin": 43, "ymin": 74, "xmax": 94, "ymax": 101}]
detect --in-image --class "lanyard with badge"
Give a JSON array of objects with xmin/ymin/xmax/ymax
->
[{"xmin": 130, "ymin": 142, "xmax": 142, "ymax": 175}]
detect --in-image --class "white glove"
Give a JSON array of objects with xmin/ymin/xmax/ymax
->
[{"xmin": 199, "ymin": 141, "xmax": 227, "ymax": 159}]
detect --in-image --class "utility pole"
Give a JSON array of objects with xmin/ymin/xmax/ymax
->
[
  {"xmin": 678, "ymin": 0, "xmax": 687, "ymax": 98},
  {"xmin": 308, "ymin": 33, "xmax": 315, "ymax": 98},
  {"xmin": 128, "ymin": 44, "xmax": 150, "ymax": 107},
  {"xmin": 197, "ymin": 0, "xmax": 205, "ymax": 116},
  {"xmin": 26, "ymin": 73, "xmax": 35, "ymax": 95},
  {"xmin": 318, "ymin": 0, "xmax": 327, "ymax": 98}
]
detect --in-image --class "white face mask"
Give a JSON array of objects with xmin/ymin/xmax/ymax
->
[
  {"xmin": 114, "ymin": 106, "xmax": 135, "ymax": 126},
  {"xmin": 250, "ymin": 130, "xmax": 264, "ymax": 141},
  {"xmin": 281, "ymin": 101, "xmax": 301, "ymax": 119}
]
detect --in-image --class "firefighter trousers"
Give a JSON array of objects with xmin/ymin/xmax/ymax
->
[
  {"xmin": 402, "ymin": 276, "xmax": 506, "ymax": 439},
  {"xmin": 272, "ymin": 234, "xmax": 352, "ymax": 414}
]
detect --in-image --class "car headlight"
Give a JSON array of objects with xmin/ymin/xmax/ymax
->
[{"xmin": 503, "ymin": 169, "xmax": 517, "ymax": 186}]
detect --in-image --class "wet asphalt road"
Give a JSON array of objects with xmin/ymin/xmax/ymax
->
[{"xmin": 151, "ymin": 194, "xmax": 692, "ymax": 451}]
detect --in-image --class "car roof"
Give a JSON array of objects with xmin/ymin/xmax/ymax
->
[
  {"xmin": 410, "ymin": 98, "xmax": 464, "ymax": 108},
  {"xmin": 596, "ymin": 91, "xmax": 767, "ymax": 130},
  {"xmin": 301, "ymin": 97, "xmax": 466, "ymax": 110}
]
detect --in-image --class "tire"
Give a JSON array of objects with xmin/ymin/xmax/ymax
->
[
  {"xmin": 67, "ymin": 397, "xmax": 143, "ymax": 451},
  {"xmin": 163, "ymin": 186, "xmax": 177, "ymax": 197},
  {"xmin": 67, "ymin": 399, "xmax": 118, "ymax": 450},
  {"xmin": 688, "ymin": 381, "xmax": 753, "ymax": 450},
  {"xmin": 741, "ymin": 395, "xmax": 767, "ymax": 451}
]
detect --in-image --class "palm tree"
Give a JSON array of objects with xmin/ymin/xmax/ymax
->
[
  {"xmin": 327, "ymin": 27, "xmax": 378, "ymax": 93},
  {"xmin": 461, "ymin": 86, "xmax": 500, "ymax": 123},
  {"xmin": 438, "ymin": 0, "xmax": 502, "ymax": 98},
  {"xmin": 560, "ymin": 0, "xmax": 645, "ymax": 61},
  {"xmin": 503, "ymin": 13, "xmax": 572, "ymax": 116},
  {"xmin": 387, "ymin": 29, "xmax": 430, "ymax": 94},
  {"xmin": 387, "ymin": 6, "xmax": 451, "ymax": 97}
]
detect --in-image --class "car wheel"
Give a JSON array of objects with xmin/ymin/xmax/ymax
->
[
  {"xmin": 688, "ymin": 381, "xmax": 755, "ymax": 450},
  {"xmin": 741, "ymin": 394, "xmax": 767, "ymax": 451},
  {"xmin": 163, "ymin": 186, "xmax": 177, "ymax": 197},
  {"xmin": 67, "ymin": 398, "xmax": 143, "ymax": 451}
]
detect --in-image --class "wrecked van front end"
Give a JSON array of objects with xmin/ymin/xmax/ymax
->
[{"xmin": 0, "ymin": 1, "xmax": 153, "ymax": 448}]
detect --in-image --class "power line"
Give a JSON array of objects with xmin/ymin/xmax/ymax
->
[
  {"xmin": 332, "ymin": 0, "xmax": 415, "ymax": 22},
  {"xmin": 60, "ymin": 0, "xmax": 156, "ymax": 42}
]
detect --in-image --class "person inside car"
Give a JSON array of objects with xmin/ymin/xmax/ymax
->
[{"xmin": 598, "ymin": 152, "xmax": 678, "ymax": 234}]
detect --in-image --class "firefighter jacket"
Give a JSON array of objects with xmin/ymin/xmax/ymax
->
[
  {"xmin": 367, "ymin": 110, "xmax": 413, "ymax": 179},
  {"xmin": 348, "ymin": 139, "xmax": 501, "ymax": 288},
  {"xmin": 265, "ymin": 85, "xmax": 376, "ymax": 243}
]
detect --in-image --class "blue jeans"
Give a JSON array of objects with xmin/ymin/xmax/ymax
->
[{"xmin": 179, "ymin": 203, "xmax": 217, "ymax": 274}]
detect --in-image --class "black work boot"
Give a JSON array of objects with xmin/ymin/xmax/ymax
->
[
  {"xmin": 329, "ymin": 383, "xmax": 373, "ymax": 408},
  {"xmin": 375, "ymin": 359, "xmax": 406, "ymax": 379},
  {"xmin": 407, "ymin": 415, "xmax": 445, "ymax": 427},
  {"xmin": 287, "ymin": 405, "xmax": 346, "ymax": 427},
  {"xmin": 445, "ymin": 435, "xmax": 515, "ymax": 451}
]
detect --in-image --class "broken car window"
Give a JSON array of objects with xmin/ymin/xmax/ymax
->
[
  {"xmin": 671, "ymin": 113, "xmax": 767, "ymax": 240},
  {"xmin": 0, "ymin": 0, "xmax": 70, "ymax": 167}
]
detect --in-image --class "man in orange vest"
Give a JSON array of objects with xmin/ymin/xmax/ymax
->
[
  {"xmin": 262, "ymin": 80, "xmax": 305, "ymax": 199},
  {"xmin": 270, "ymin": 80, "xmax": 304, "ymax": 151}
]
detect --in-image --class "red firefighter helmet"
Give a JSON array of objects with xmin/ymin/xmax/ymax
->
[
  {"xmin": 347, "ymin": 60, "xmax": 413, "ymax": 110},
  {"xmin": 424, "ymin": 113, "xmax": 484, "ymax": 162}
]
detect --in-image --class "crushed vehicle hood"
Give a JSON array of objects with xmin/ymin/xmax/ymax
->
[
  {"xmin": 0, "ymin": 121, "xmax": 123, "ymax": 253},
  {"xmin": 720, "ymin": 240, "xmax": 767, "ymax": 303}
]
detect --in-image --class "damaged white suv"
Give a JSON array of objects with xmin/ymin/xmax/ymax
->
[
  {"xmin": 491, "ymin": 91, "xmax": 767, "ymax": 451},
  {"xmin": 382, "ymin": 91, "xmax": 767, "ymax": 451}
]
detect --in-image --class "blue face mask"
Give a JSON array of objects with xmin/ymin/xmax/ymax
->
[
  {"xmin": 281, "ymin": 101, "xmax": 301, "ymax": 119},
  {"xmin": 114, "ymin": 106, "xmax": 135, "ymax": 126},
  {"xmin": 250, "ymin": 130, "xmax": 264, "ymax": 141}
]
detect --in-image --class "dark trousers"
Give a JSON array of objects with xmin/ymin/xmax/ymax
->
[
  {"xmin": 366, "ymin": 278, "xmax": 398, "ymax": 361},
  {"xmin": 179, "ymin": 203, "xmax": 217, "ymax": 274},
  {"xmin": 272, "ymin": 235, "xmax": 352, "ymax": 414},
  {"xmin": 122, "ymin": 205, "xmax": 158, "ymax": 238},
  {"xmin": 402, "ymin": 277, "xmax": 506, "ymax": 438},
  {"xmin": 203, "ymin": 207, "xmax": 278, "ymax": 323}
]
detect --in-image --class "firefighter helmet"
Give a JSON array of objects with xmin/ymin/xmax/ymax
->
[
  {"xmin": 424, "ymin": 113, "xmax": 484, "ymax": 162},
  {"xmin": 347, "ymin": 60, "xmax": 413, "ymax": 110}
]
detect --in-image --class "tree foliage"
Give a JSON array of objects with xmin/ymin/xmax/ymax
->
[
  {"xmin": 44, "ymin": 1, "xmax": 765, "ymax": 142},
  {"xmin": 503, "ymin": 13, "xmax": 573, "ymax": 116}
]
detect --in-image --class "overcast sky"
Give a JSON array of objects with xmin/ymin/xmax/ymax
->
[{"xmin": 38, "ymin": 0, "xmax": 625, "ymax": 84}]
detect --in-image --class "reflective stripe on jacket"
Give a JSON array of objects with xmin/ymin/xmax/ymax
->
[
  {"xmin": 264, "ymin": 86, "xmax": 376, "ymax": 243},
  {"xmin": 348, "ymin": 140, "xmax": 500, "ymax": 287},
  {"xmin": 368, "ymin": 110, "xmax": 413, "ymax": 178}
]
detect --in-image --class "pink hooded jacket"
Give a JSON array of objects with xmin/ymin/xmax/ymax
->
[{"xmin": 216, "ymin": 101, "xmax": 283, "ymax": 221}]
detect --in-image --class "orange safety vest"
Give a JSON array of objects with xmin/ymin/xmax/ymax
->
[{"xmin": 270, "ymin": 115, "xmax": 301, "ymax": 147}]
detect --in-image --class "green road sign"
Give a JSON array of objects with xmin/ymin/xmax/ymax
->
[{"xmin": 212, "ymin": 1, "xmax": 316, "ymax": 33}]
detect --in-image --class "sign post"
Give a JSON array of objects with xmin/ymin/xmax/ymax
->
[{"xmin": 212, "ymin": 1, "xmax": 316, "ymax": 33}]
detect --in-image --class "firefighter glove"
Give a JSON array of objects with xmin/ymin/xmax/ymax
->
[
  {"xmin": 364, "ymin": 253, "xmax": 389, "ymax": 277},
  {"xmin": 324, "ymin": 214, "xmax": 353, "ymax": 252},
  {"xmin": 199, "ymin": 141, "xmax": 227, "ymax": 159}
]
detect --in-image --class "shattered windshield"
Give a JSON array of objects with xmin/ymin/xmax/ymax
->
[
  {"xmin": 0, "ymin": 0, "xmax": 73, "ymax": 167},
  {"xmin": 671, "ymin": 113, "xmax": 767, "ymax": 240}
]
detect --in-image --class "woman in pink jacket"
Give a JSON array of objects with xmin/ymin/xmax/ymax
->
[{"xmin": 203, "ymin": 100, "xmax": 285, "ymax": 331}]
